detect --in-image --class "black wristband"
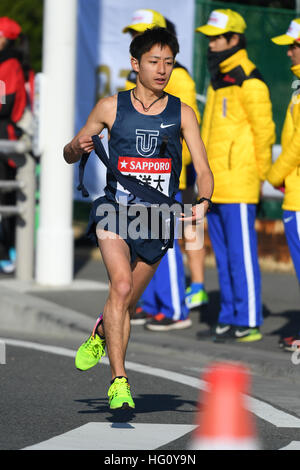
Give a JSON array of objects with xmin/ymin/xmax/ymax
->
[{"xmin": 195, "ymin": 197, "xmax": 213, "ymax": 211}]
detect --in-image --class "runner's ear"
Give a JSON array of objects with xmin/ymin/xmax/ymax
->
[{"xmin": 131, "ymin": 56, "xmax": 139, "ymax": 72}]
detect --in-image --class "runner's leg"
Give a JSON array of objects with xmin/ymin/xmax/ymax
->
[
  {"xmin": 97, "ymin": 232, "xmax": 161, "ymax": 380},
  {"xmin": 97, "ymin": 232, "xmax": 133, "ymax": 380}
]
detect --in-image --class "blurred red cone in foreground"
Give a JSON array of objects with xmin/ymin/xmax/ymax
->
[{"xmin": 190, "ymin": 362, "xmax": 259, "ymax": 450}]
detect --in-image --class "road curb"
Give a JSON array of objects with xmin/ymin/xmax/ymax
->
[
  {"xmin": 0, "ymin": 285, "xmax": 94, "ymax": 338},
  {"xmin": 0, "ymin": 283, "xmax": 299, "ymax": 384}
]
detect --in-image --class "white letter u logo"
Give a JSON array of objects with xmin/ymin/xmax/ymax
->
[{"xmin": 136, "ymin": 129, "xmax": 159, "ymax": 157}]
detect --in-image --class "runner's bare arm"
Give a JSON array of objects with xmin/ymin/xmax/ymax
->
[
  {"xmin": 180, "ymin": 103, "xmax": 214, "ymax": 220},
  {"xmin": 63, "ymin": 95, "xmax": 117, "ymax": 164}
]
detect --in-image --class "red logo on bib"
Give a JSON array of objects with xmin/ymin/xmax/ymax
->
[{"xmin": 118, "ymin": 157, "xmax": 172, "ymax": 174}]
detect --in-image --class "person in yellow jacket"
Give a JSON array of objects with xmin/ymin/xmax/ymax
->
[
  {"xmin": 196, "ymin": 9, "xmax": 275, "ymax": 342},
  {"xmin": 123, "ymin": 9, "xmax": 208, "ymax": 331},
  {"xmin": 268, "ymin": 19, "xmax": 300, "ymax": 352}
]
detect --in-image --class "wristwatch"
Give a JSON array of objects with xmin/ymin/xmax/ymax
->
[{"xmin": 195, "ymin": 197, "xmax": 213, "ymax": 211}]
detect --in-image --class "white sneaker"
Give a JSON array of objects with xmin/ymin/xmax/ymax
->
[{"xmin": 0, "ymin": 260, "xmax": 15, "ymax": 273}]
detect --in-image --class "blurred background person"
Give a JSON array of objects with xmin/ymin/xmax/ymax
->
[
  {"xmin": 196, "ymin": 9, "xmax": 275, "ymax": 342},
  {"xmin": 0, "ymin": 16, "xmax": 31, "ymax": 274},
  {"xmin": 268, "ymin": 19, "xmax": 300, "ymax": 352},
  {"xmin": 123, "ymin": 9, "xmax": 208, "ymax": 331}
]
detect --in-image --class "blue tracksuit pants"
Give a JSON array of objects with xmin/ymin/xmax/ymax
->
[
  {"xmin": 283, "ymin": 210, "xmax": 300, "ymax": 283},
  {"xmin": 141, "ymin": 192, "xmax": 188, "ymax": 320},
  {"xmin": 207, "ymin": 203, "xmax": 262, "ymax": 327}
]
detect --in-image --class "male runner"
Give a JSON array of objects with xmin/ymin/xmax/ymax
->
[
  {"xmin": 123, "ymin": 10, "xmax": 208, "ymax": 329},
  {"xmin": 63, "ymin": 27, "xmax": 213, "ymax": 410}
]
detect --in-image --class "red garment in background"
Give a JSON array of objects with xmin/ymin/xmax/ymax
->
[
  {"xmin": 0, "ymin": 52, "xmax": 27, "ymax": 256},
  {"xmin": 0, "ymin": 55, "xmax": 27, "ymax": 141},
  {"xmin": 26, "ymin": 68, "xmax": 35, "ymax": 110}
]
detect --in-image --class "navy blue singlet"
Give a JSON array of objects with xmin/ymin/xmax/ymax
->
[{"xmin": 105, "ymin": 90, "xmax": 182, "ymax": 206}]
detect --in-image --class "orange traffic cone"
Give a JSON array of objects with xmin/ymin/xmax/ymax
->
[{"xmin": 190, "ymin": 362, "xmax": 259, "ymax": 450}]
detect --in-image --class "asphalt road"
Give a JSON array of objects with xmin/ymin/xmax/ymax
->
[{"xmin": 0, "ymin": 254, "xmax": 300, "ymax": 452}]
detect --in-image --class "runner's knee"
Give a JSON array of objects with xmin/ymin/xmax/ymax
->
[{"xmin": 110, "ymin": 278, "xmax": 133, "ymax": 304}]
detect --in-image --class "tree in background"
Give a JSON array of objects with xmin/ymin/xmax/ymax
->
[
  {"xmin": 226, "ymin": 0, "xmax": 295, "ymax": 8},
  {"xmin": 0, "ymin": 0, "xmax": 43, "ymax": 72}
]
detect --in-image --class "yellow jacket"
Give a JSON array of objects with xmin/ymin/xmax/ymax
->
[
  {"xmin": 125, "ymin": 63, "xmax": 201, "ymax": 190},
  {"xmin": 201, "ymin": 49, "xmax": 275, "ymax": 203},
  {"xmin": 267, "ymin": 64, "xmax": 300, "ymax": 211}
]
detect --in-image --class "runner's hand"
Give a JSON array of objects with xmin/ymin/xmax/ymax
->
[
  {"xmin": 73, "ymin": 135, "xmax": 95, "ymax": 154},
  {"xmin": 73, "ymin": 134, "xmax": 105, "ymax": 154},
  {"xmin": 179, "ymin": 203, "xmax": 207, "ymax": 224}
]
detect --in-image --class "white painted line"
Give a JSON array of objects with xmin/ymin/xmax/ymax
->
[
  {"xmin": 125, "ymin": 359, "xmax": 300, "ymax": 429},
  {"xmin": 247, "ymin": 397, "xmax": 300, "ymax": 428},
  {"xmin": 279, "ymin": 441, "xmax": 300, "ymax": 450},
  {"xmin": 0, "ymin": 340, "xmax": 5, "ymax": 364},
  {"xmin": 124, "ymin": 359, "xmax": 207, "ymax": 391},
  {"xmin": 0, "ymin": 338, "xmax": 76, "ymax": 358},
  {"xmin": 23, "ymin": 423, "xmax": 197, "ymax": 450},
  {"xmin": 2, "ymin": 337, "xmax": 300, "ymax": 431}
]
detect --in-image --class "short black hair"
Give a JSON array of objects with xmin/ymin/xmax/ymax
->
[
  {"xmin": 223, "ymin": 32, "xmax": 247, "ymax": 49},
  {"xmin": 130, "ymin": 27, "xmax": 179, "ymax": 62}
]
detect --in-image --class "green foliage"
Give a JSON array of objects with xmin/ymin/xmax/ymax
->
[
  {"xmin": 0, "ymin": 0, "xmax": 43, "ymax": 72},
  {"xmin": 231, "ymin": 0, "xmax": 295, "ymax": 7},
  {"xmin": 194, "ymin": 0, "xmax": 297, "ymax": 142}
]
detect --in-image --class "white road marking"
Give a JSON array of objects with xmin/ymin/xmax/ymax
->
[
  {"xmin": 0, "ymin": 340, "xmax": 5, "ymax": 364},
  {"xmin": 123, "ymin": 358, "xmax": 207, "ymax": 390},
  {"xmin": 279, "ymin": 441, "xmax": 300, "ymax": 450},
  {"xmin": 23, "ymin": 423, "xmax": 197, "ymax": 450},
  {"xmin": 247, "ymin": 397, "xmax": 300, "ymax": 428},
  {"xmin": 125, "ymin": 359, "xmax": 300, "ymax": 429},
  {"xmin": 1, "ymin": 337, "xmax": 300, "ymax": 450}
]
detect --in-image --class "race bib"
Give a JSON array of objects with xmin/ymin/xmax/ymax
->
[{"xmin": 115, "ymin": 156, "xmax": 172, "ymax": 205}]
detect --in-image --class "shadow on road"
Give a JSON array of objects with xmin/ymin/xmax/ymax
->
[
  {"xmin": 75, "ymin": 393, "xmax": 198, "ymax": 422},
  {"xmin": 269, "ymin": 309, "xmax": 300, "ymax": 341}
]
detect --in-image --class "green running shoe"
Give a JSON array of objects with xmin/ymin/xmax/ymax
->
[
  {"xmin": 185, "ymin": 286, "xmax": 209, "ymax": 309},
  {"xmin": 108, "ymin": 377, "xmax": 135, "ymax": 410},
  {"xmin": 235, "ymin": 327, "xmax": 262, "ymax": 343},
  {"xmin": 75, "ymin": 315, "xmax": 106, "ymax": 370}
]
